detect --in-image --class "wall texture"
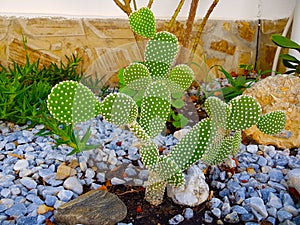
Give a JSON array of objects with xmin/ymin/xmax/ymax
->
[{"xmin": 0, "ymin": 16, "xmax": 289, "ymax": 85}]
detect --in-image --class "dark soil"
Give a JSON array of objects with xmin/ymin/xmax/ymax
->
[{"xmin": 111, "ymin": 185, "xmax": 207, "ymax": 225}]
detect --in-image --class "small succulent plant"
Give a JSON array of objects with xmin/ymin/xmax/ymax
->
[{"xmin": 46, "ymin": 7, "xmax": 286, "ymax": 206}]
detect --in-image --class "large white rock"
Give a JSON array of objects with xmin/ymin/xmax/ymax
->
[
  {"xmin": 167, "ymin": 165, "xmax": 209, "ymax": 207},
  {"xmin": 287, "ymin": 168, "xmax": 300, "ymax": 194}
]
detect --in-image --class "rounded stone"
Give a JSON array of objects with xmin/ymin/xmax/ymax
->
[
  {"xmin": 63, "ymin": 177, "xmax": 83, "ymax": 195},
  {"xmin": 20, "ymin": 177, "xmax": 37, "ymax": 189},
  {"xmin": 13, "ymin": 159, "xmax": 29, "ymax": 171},
  {"xmin": 167, "ymin": 165, "xmax": 209, "ymax": 207}
]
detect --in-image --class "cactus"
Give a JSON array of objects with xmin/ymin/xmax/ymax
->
[
  {"xmin": 129, "ymin": 7, "xmax": 156, "ymax": 39},
  {"xmin": 46, "ymin": 7, "xmax": 286, "ymax": 206},
  {"xmin": 123, "ymin": 7, "xmax": 193, "ymax": 123},
  {"xmin": 47, "ymin": 80, "xmax": 101, "ymax": 154}
]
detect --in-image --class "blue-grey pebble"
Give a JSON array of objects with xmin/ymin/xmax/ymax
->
[
  {"xmin": 204, "ymin": 211, "xmax": 213, "ymax": 223},
  {"xmin": 168, "ymin": 214, "xmax": 184, "ymax": 225},
  {"xmin": 26, "ymin": 194, "xmax": 44, "ymax": 205},
  {"xmin": 283, "ymin": 205, "xmax": 299, "ymax": 217},
  {"xmin": 235, "ymin": 188, "xmax": 246, "ymax": 204},
  {"xmin": 268, "ymin": 181, "xmax": 287, "ymax": 191},
  {"xmin": 267, "ymin": 216, "xmax": 276, "ymax": 225},
  {"xmin": 221, "ymin": 202, "xmax": 231, "ymax": 216},
  {"xmin": 255, "ymin": 173, "xmax": 269, "ymax": 183},
  {"xmin": 232, "ymin": 205, "xmax": 248, "ymax": 214},
  {"xmin": 27, "ymin": 203, "xmax": 39, "ymax": 213},
  {"xmin": 16, "ymin": 216, "xmax": 37, "ymax": 225},
  {"xmin": 267, "ymin": 207, "xmax": 277, "ymax": 218},
  {"xmin": 210, "ymin": 197, "xmax": 222, "ymax": 208},
  {"xmin": 20, "ymin": 177, "xmax": 37, "ymax": 189},
  {"xmin": 261, "ymin": 187, "xmax": 276, "ymax": 202},
  {"xmin": 219, "ymin": 188, "xmax": 229, "ymax": 198},
  {"xmin": 212, "ymin": 208, "xmax": 221, "ymax": 218},
  {"xmin": 246, "ymin": 145, "xmax": 258, "ymax": 154},
  {"xmin": 45, "ymin": 195, "xmax": 58, "ymax": 207},
  {"xmin": 57, "ymin": 189, "xmax": 74, "ymax": 202},
  {"xmin": 249, "ymin": 197, "xmax": 268, "ymax": 219},
  {"xmin": 37, "ymin": 214, "xmax": 46, "ymax": 224},
  {"xmin": 257, "ymin": 156, "xmax": 268, "ymax": 166},
  {"xmin": 5, "ymin": 203, "xmax": 27, "ymax": 217},
  {"xmin": 227, "ymin": 179, "xmax": 241, "ymax": 193},
  {"xmin": 283, "ymin": 193, "xmax": 295, "ymax": 206},
  {"xmin": 183, "ymin": 207, "xmax": 194, "ymax": 219},
  {"xmin": 278, "ymin": 210, "xmax": 293, "ymax": 222},
  {"xmin": 125, "ymin": 167, "xmax": 137, "ymax": 177},
  {"xmin": 1, "ymin": 189, "xmax": 10, "ymax": 198},
  {"xmin": 225, "ymin": 211, "xmax": 240, "ymax": 223},
  {"xmin": 269, "ymin": 168, "xmax": 284, "ymax": 182}
]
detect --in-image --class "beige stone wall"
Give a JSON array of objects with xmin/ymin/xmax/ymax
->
[{"xmin": 0, "ymin": 16, "xmax": 289, "ymax": 86}]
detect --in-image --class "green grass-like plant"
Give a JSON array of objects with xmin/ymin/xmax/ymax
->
[{"xmin": 0, "ymin": 38, "xmax": 83, "ymax": 125}]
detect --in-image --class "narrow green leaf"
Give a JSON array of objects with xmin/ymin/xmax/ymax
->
[{"xmin": 272, "ymin": 34, "xmax": 300, "ymax": 51}]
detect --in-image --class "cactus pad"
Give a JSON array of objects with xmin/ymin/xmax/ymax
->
[
  {"xmin": 129, "ymin": 7, "xmax": 156, "ymax": 39},
  {"xmin": 170, "ymin": 118, "xmax": 213, "ymax": 170},
  {"xmin": 257, "ymin": 111, "xmax": 286, "ymax": 135},
  {"xmin": 145, "ymin": 172, "xmax": 166, "ymax": 206},
  {"xmin": 123, "ymin": 63, "xmax": 152, "ymax": 90},
  {"xmin": 226, "ymin": 95, "xmax": 261, "ymax": 130},
  {"xmin": 145, "ymin": 31, "xmax": 179, "ymax": 78},
  {"xmin": 154, "ymin": 156, "xmax": 184, "ymax": 186},
  {"xmin": 205, "ymin": 97, "xmax": 230, "ymax": 127},
  {"xmin": 139, "ymin": 80, "xmax": 171, "ymax": 138},
  {"xmin": 231, "ymin": 131, "xmax": 242, "ymax": 155},
  {"xmin": 167, "ymin": 64, "xmax": 194, "ymax": 94},
  {"xmin": 101, "ymin": 93, "xmax": 138, "ymax": 126},
  {"xmin": 139, "ymin": 142, "xmax": 159, "ymax": 168},
  {"xmin": 47, "ymin": 80, "xmax": 99, "ymax": 124},
  {"xmin": 202, "ymin": 136, "xmax": 234, "ymax": 165}
]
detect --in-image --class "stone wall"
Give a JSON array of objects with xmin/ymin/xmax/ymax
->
[{"xmin": 0, "ymin": 16, "xmax": 289, "ymax": 85}]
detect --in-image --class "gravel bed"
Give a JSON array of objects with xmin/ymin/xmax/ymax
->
[{"xmin": 0, "ymin": 117, "xmax": 299, "ymax": 225}]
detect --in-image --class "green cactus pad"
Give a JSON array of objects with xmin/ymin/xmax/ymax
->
[
  {"xmin": 204, "ymin": 97, "xmax": 230, "ymax": 127},
  {"xmin": 145, "ymin": 31, "xmax": 179, "ymax": 78},
  {"xmin": 170, "ymin": 118, "xmax": 214, "ymax": 170},
  {"xmin": 257, "ymin": 110, "xmax": 286, "ymax": 135},
  {"xmin": 226, "ymin": 95, "xmax": 261, "ymax": 130},
  {"xmin": 123, "ymin": 63, "xmax": 152, "ymax": 90},
  {"xmin": 202, "ymin": 136, "xmax": 234, "ymax": 165},
  {"xmin": 129, "ymin": 7, "xmax": 156, "ymax": 39},
  {"xmin": 167, "ymin": 64, "xmax": 194, "ymax": 94},
  {"xmin": 47, "ymin": 80, "xmax": 99, "ymax": 124},
  {"xmin": 231, "ymin": 131, "xmax": 242, "ymax": 155},
  {"xmin": 101, "ymin": 93, "xmax": 138, "ymax": 126},
  {"xmin": 139, "ymin": 80, "xmax": 171, "ymax": 138},
  {"xmin": 145, "ymin": 172, "xmax": 166, "ymax": 206},
  {"xmin": 139, "ymin": 142, "xmax": 159, "ymax": 168},
  {"xmin": 154, "ymin": 156, "xmax": 185, "ymax": 187}
]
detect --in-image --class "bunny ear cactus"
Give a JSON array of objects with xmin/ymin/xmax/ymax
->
[
  {"xmin": 201, "ymin": 95, "xmax": 286, "ymax": 165},
  {"xmin": 257, "ymin": 111, "xmax": 286, "ymax": 135},
  {"xmin": 145, "ymin": 31, "xmax": 179, "ymax": 79},
  {"xmin": 129, "ymin": 7, "xmax": 156, "ymax": 39},
  {"xmin": 100, "ymin": 92, "xmax": 138, "ymax": 126},
  {"xmin": 47, "ymin": 80, "xmax": 100, "ymax": 125},
  {"xmin": 139, "ymin": 80, "xmax": 171, "ymax": 138},
  {"xmin": 47, "ymin": 80, "xmax": 102, "ymax": 154}
]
